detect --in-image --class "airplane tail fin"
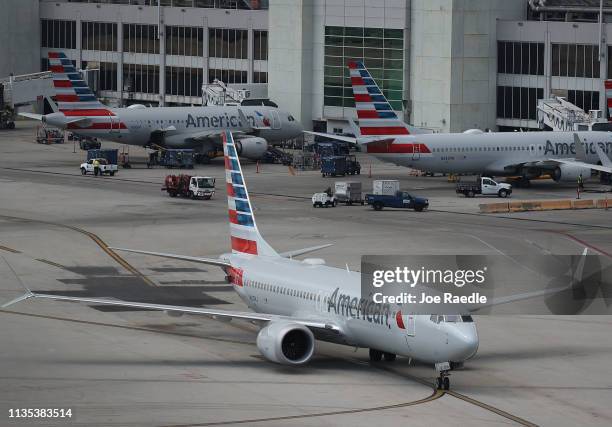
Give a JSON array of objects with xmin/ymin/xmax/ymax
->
[
  {"xmin": 348, "ymin": 61, "xmax": 410, "ymax": 137},
  {"xmin": 49, "ymin": 51, "xmax": 105, "ymax": 112},
  {"xmin": 222, "ymin": 131, "xmax": 279, "ymax": 257}
]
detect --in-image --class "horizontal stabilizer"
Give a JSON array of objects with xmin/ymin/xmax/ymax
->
[
  {"xmin": 109, "ymin": 247, "xmax": 230, "ymax": 268},
  {"xmin": 18, "ymin": 112, "xmax": 43, "ymax": 121},
  {"xmin": 280, "ymin": 243, "xmax": 334, "ymax": 258}
]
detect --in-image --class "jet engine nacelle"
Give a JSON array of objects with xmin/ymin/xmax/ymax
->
[
  {"xmin": 256, "ymin": 321, "xmax": 315, "ymax": 365},
  {"xmin": 235, "ymin": 137, "xmax": 268, "ymax": 160},
  {"xmin": 552, "ymin": 163, "xmax": 591, "ymax": 183}
]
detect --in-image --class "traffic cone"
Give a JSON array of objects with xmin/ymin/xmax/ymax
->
[{"xmin": 256, "ymin": 161, "xmax": 260, "ymax": 173}]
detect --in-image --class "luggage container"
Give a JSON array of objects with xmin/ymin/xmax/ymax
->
[
  {"xmin": 372, "ymin": 180, "xmax": 400, "ymax": 196},
  {"xmin": 334, "ymin": 181, "xmax": 364, "ymax": 205}
]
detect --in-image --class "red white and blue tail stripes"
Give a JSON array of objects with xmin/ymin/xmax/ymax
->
[
  {"xmin": 49, "ymin": 52, "xmax": 104, "ymax": 112},
  {"xmin": 222, "ymin": 131, "xmax": 278, "ymax": 257},
  {"xmin": 605, "ymin": 80, "xmax": 612, "ymax": 121},
  {"xmin": 348, "ymin": 61, "xmax": 410, "ymax": 136}
]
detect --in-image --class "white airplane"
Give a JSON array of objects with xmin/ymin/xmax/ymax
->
[
  {"xmin": 20, "ymin": 52, "xmax": 303, "ymax": 161},
  {"xmin": 3, "ymin": 131, "xmax": 578, "ymax": 389},
  {"xmin": 308, "ymin": 61, "xmax": 612, "ymax": 185}
]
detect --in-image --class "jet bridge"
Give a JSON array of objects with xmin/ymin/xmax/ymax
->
[
  {"xmin": 537, "ymin": 93, "xmax": 612, "ymax": 132},
  {"xmin": 202, "ymin": 79, "xmax": 250, "ymax": 106}
]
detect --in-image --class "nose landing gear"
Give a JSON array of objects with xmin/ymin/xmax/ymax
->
[{"xmin": 435, "ymin": 362, "xmax": 451, "ymax": 390}]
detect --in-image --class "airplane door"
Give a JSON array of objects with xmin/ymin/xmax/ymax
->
[
  {"xmin": 412, "ymin": 142, "xmax": 420, "ymax": 160},
  {"xmin": 109, "ymin": 114, "xmax": 119, "ymax": 135},
  {"xmin": 403, "ymin": 313, "xmax": 416, "ymax": 337},
  {"xmin": 270, "ymin": 110, "xmax": 281, "ymax": 130}
]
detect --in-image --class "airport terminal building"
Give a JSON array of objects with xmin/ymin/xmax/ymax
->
[{"xmin": 5, "ymin": 0, "xmax": 612, "ymax": 133}]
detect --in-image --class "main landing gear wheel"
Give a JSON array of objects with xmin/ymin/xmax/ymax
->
[{"xmin": 369, "ymin": 348, "xmax": 383, "ymax": 362}]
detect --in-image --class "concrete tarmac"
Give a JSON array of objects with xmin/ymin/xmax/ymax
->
[{"xmin": 1, "ymin": 122, "xmax": 611, "ymax": 426}]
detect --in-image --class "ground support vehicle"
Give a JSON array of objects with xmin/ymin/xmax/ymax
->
[
  {"xmin": 365, "ymin": 191, "xmax": 429, "ymax": 212},
  {"xmin": 321, "ymin": 155, "xmax": 361, "ymax": 177},
  {"xmin": 456, "ymin": 176, "xmax": 512, "ymax": 198},
  {"xmin": 334, "ymin": 181, "xmax": 364, "ymax": 205},
  {"xmin": 80, "ymin": 158, "xmax": 118, "ymax": 176},
  {"xmin": 312, "ymin": 193, "xmax": 337, "ymax": 208},
  {"xmin": 163, "ymin": 175, "xmax": 216, "ymax": 199}
]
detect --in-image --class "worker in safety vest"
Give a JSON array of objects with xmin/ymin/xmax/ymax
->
[
  {"xmin": 93, "ymin": 158, "xmax": 100, "ymax": 176},
  {"xmin": 578, "ymin": 173, "xmax": 584, "ymax": 190}
]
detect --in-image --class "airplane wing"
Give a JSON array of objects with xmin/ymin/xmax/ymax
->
[
  {"xmin": 550, "ymin": 158, "xmax": 612, "ymax": 174},
  {"xmin": 109, "ymin": 247, "xmax": 230, "ymax": 268},
  {"xmin": 470, "ymin": 249, "xmax": 589, "ymax": 312},
  {"xmin": 1, "ymin": 291, "xmax": 343, "ymax": 335},
  {"xmin": 304, "ymin": 131, "xmax": 397, "ymax": 145}
]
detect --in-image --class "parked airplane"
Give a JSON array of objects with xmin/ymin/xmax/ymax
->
[
  {"xmin": 4, "ymin": 130, "xmax": 577, "ymax": 389},
  {"xmin": 308, "ymin": 61, "xmax": 612, "ymax": 185},
  {"xmin": 20, "ymin": 52, "xmax": 303, "ymax": 161}
]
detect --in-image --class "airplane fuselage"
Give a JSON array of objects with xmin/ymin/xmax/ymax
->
[
  {"xmin": 47, "ymin": 105, "xmax": 302, "ymax": 150},
  {"xmin": 224, "ymin": 253, "xmax": 479, "ymax": 364},
  {"xmin": 366, "ymin": 131, "xmax": 612, "ymax": 176}
]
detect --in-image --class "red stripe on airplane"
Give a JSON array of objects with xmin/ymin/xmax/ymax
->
[
  {"xmin": 354, "ymin": 94, "xmax": 372, "ymax": 102},
  {"xmin": 366, "ymin": 142, "xmax": 431, "ymax": 154},
  {"xmin": 351, "ymin": 77, "xmax": 366, "ymax": 86},
  {"xmin": 226, "ymin": 182, "xmax": 235, "ymax": 197},
  {"xmin": 49, "ymin": 65, "xmax": 65, "ymax": 73},
  {"xmin": 61, "ymin": 109, "xmax": 114, "ymax": 116},
  {"xmin": 605, "ymin": 80, "xmax": 612, "ymax": 90},
  {"xmin": 48, "ymin": 52, "xmax": 60, "ymax": 59},
  {"xmin": 360, "ymin": 126, "xmax": 410, "ymax": 136},
  {"xmin": 231, "ymin": 236, "xmax": 258, "ymax": 255},
  {"xmin": 224, "ymin": 157, "xmax": 231, "ymax": 169},
  {"xmin": 357, "ymin": 110, "xmax": 380, "ymax": 119},
  {"xmin": 66, "ymin": 122, "xmax": 127, "ymax": 130},
  {"xmin": 53, "ymin": 80, "xmax": 73, "ymax": 88},
  {"xmin": 348, "ymin": 61, "xmax": 358, "ymax": 69}
]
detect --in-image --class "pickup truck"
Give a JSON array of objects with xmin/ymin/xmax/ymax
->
[
  {"xmin": 365, "ymin": 191, "xmax": 429, "ymax": 212},
  {"xmin": 456, "ymin": 176, "xmax": 512, "ymax": 198},
  {"xmin": 80, "ymin": 158, "xmax": 118, "ymax": 176}
]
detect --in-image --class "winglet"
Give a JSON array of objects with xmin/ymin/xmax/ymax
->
[
  {"xmin": 1, "ymin": 290, "xmax": 34, "ymax": 309},
  {"xmin": 573, "ymin": 133, "xmax": 588, "ymax": 162}
]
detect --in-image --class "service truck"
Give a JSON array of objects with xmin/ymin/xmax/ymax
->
[
  {"xmin": 163, "ymin": 175, "xmax": 215, "ymax": 199},
  {"xmin": 456, "ymin": 176, "xmax": 512, "ymax": 198}
]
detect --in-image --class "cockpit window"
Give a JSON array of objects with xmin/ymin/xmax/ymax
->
[
  {"xmin": 443, "ymin": 315, "xmax": 461, "ymax": 323},
  {"xmin": 461, "ymin": 315, "xmax": 474, "ymax": 322},
  {"xmin": 288, "ymin": 115, "xmax": 295, "ymax": 122}
]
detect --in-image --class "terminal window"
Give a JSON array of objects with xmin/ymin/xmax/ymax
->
[
  {"xmin": 324, "ymin": 26, "xmax": 404, "ymax": 111},
  {"xmin": 82, "ymin": 22, "xmax": 117, "ymax": 52},
  {"xmin": 41, "ymin": 19, "xmax": 76, "ymax": 50},
  {"xmin": 496, "ymin": 86, "xmax": 543, "ymax": 120},
  {"xmin": 497, "ymin": 41, "xmax": 544, "ymax": 76},
  {"xmin": 551, "ymin": 43, "xmax": 600, "ymax": 78},
  {"xmin": 123, "ymin": 24, "xmax": 160, "ymax": 54},
  {"xmin": 165, "ymin": 26, "xmax": 204, "ymax": 56}
]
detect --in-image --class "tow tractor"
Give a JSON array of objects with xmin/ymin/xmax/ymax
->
[{"xmin": 163, "ymin": 175, "xmax": 216, "ymax": 199}]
